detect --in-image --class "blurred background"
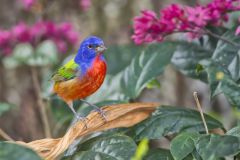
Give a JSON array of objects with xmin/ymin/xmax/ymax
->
[{"xmin": 0, "ymin": 0, "xmax": 233, "ymax": 142}]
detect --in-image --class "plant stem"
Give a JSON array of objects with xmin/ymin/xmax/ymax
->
[
  {"xmin": 193, "ymin": 92, "xmax": 209, "ymax": 135},
  {"xmin": 0, "ymin": 128, "xmax": 14, "ymax": 141},
  {"xmin": 171, "ymin": 28, "xmax": 240, "ymax": 49},
  {"xmin": 31, "ymin": 67, "xmax": 51, "ymax": 138},
  {"xmin": 203, "ymin": 29, "xmax": 240, "ymax": 49}
]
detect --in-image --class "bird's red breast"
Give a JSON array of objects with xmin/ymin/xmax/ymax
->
[{"xmin": 53, "ymin": 54, "xmax": 107, "ymax": 103}]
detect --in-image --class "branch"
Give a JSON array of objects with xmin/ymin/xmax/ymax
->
[
  {"xmin": 16, "ymin": 103, "xmax": 159, "ymax": 160},
  {"xmin": 31, "ymin": 67, "xmax": 51, "ymax": 138},
  {"xmin": 193, "ymin": 92, "xmax": 209, "ymax": 135},
  {"xmin": 0, "ymin": 128, "xmax": 14, "ymax": 141},
  {"xmin": 203, "ymin": 28, "xmax": 240, "ymax": 49}
]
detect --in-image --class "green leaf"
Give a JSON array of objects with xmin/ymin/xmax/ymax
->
[
  {"xmin": 0, "ymin": 142, "xmax": 42, "ymax": 160},
  {"xmin": 170, "ymin": 132, "xmax": 200, "ymax": 160},
  {"xmin": 68, "ymin": 134, "xmax": 137, "ymax": 160},
  {"xmin": 28, "ymin": 40, "xmax": 58, "ymax": 66},
  {"xmin": 228, "ymin": 51, "xmax": 240, "ymax": 81},
  {"xmin": 120, "ymin": 42, "xmax": 176, "ymax": 99},
  {"xmin": 196, "ymin": 134, "xmax": 240, "ymax": 160},
  {"xmin": 143, "ymin": 148, "xmax": 174, "ymax": 160},
  {"xmin": 0, "ymin": 103, "xmax": 14, "ymax": 116},
  {"xmin": 203, "ymin": 61, "xmax": 229, "ymax": 97},
  {"xmin": 12, "ymin": 43, "xmax": 33, "ymax": 62},
  {"xmin": 127, "ymin": 106, "xmax": 223, "ymax": 141},
  {"xmin": 220, "ymin": 77, "xmax": 240, "ymax": 107},
  {"xmin": 211, "ymin": 27, "xmax": 240, "ymax": 82},
  {"xmin": 171, "ymin": 42, "xmax": 212, "ymax": 81},
  {"xmin": 203, "ymin": 60, "xmax": 240, "ymax": 107},
  {"xmin": 226, "ymin": 126, "xmax": 240, "ymax": 137},
  {"xmin": 2, "ymin": 57, "xmax": 20, "ymax": 69},
  {"xmin": 212, "ymin": 28, "xmax": 240, "ymax": 69},
  {"xmin": 105, "ymin": 45, "xmax": 143, "ymax": 75}
]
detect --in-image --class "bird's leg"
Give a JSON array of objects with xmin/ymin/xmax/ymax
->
[
  {"xmin": 80, "ymin": 99, "xmax": 107, "ymax": 122},
  {"xmin": 67, "ymin": 101, "xmax": 88, "ymax": 129}
]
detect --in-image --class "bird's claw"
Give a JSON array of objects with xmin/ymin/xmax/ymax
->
[
  {"xmin": 75, "ymin": 114, "xmax": 88, "ymax": 129},
  {"xmin": 93, "ymin": 108, "xmax": 107, "ymax": 122}
]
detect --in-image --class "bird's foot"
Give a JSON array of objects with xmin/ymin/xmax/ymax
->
[
  {"xmin": 93, "ymin": 108, "xmax": 107, "ymax": 122},
  {"xmin": 74, "ymin": 114, "xmax": 88, "ymax": 129}
]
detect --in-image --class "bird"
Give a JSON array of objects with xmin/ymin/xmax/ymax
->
[{"xmin": 51, "ymin": 36, "xmax": 107, "ymax": 126}]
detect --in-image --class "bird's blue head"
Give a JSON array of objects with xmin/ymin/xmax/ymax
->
[{"xmin": 75, "ymin": 36, "xmax": 106, "ymax": 64}]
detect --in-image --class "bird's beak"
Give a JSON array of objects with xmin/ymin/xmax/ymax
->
[{"xmin": 96, "ymin": 45, "xmax": 107, "ymax": 53}]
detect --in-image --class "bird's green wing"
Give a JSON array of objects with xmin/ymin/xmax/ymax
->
[{"xmin": 51, "ymin": 59, "xmax": 79, "ymax": 82}]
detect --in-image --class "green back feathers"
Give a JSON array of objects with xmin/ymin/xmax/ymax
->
[{"xmin": 51, "ymin": 59, "xmax": 79, "ymax": 82}]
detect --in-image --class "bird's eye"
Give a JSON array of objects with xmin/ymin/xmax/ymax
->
[{"xmin": 88, "ymin": 44, "xmax": 93, "ymax": 49}]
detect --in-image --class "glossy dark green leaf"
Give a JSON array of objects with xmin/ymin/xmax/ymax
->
[
  {"xmin": 226, "ymin": 126, "xmax": 240, "ymax": 137},
  {"xmin": 143, "ymin": 148, "xmax": 174, "ymax": 160},
  {"xmin": 170, "ymin": 132, "xmax": 200, "ymax": 160},
  {"xmin": 203, "ymin": 60, "xmax": 240, "ymax": 107},
  {"xmin": 191, "ymin": 149, "xmax": 202, "ymax": 160},
  {"xmin": 105, "ymin": 45, "xmax": 143, "ymax": 75},
  {"xmin": 203, "ymin": 61, "xmax": 230, "ymax": 97},
  {"xmin": 220, "ymin": 77, "xmax": 240, "ymax": 107},
  {"xmin": 66, "ymin": 151, "xmax": 117, "ymax": 160},
  {"xmin": 212, "ymin": 28, "xmax": 240, "ymax": 69},
  {"xmin": 210, "ymin": 27, "xmax": 240, "ymax": 83},
  {"xmin": 68, "ymin": 134, "xmax": 136, "ymax": 160},
  {"xmin": 64, "ymin": 128, "xmax": 128, "ymax": 157},
  {"xmin": 127, "ymin": 106, "xmax": 223, "ymax": 141},
  {"xmin": 0, "ymin": 142, "xmax": 42, "ymax": 160},
  {"xmin": 171, "ymin": 42, "xmax": 212, "ymax": 81},
  {"xmin": 121, "ymin": 42, "xmax": 176, "ymax": 99},
  {"xmin": 196, "ymin": 134, "xmax": 240, "ymax": 160},
  {"xmin": 228, "ymin": 51, "xmax": 240, "ymax": 81}
]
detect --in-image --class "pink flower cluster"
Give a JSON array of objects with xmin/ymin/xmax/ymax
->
[
  {"xmin": 0, "ymin": 21, "xmax": 79, "ymax": 56},
  {"xmin": 132, "ymin": 0, "xmax": 240, "ymax": 45},
  {"xmin": 19, "ymin": 0, "xmax": 37, "ymax": 10},
  {"xmin": 79, "ymin": 0, "xmax": 91, "ymax": 11}
]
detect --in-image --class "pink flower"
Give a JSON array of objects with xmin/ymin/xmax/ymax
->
[
  {"xmin": 44, "ymin": 21, "xmax": 57, "ymax": 38},
  {"xmin": 19, "ymin": 0, "xmax": 37, "ymax": 10},
  {"xmin": 54, "ymin": 39, "xmax": 67, "ymax": 53},
  {"xmin": 186, "ymin": 6, "xmax": 211, "ymax": 27},
  {"xmin": 2, "ymin": 47, "xmax": 12, "ymax": 56},
  {"xmin": 65, "ymin": 31, "xmax": 79, "ymax": 45},
  {"xmin": 160, "ymin": 4, "xmax": 188, "ymax": 32},
  {"xmin": 12, "ymin": 22, "xmax": 32, "ymax": 43},
  {"xmin": 0, "ymin": 20, "xmax": 80, "ymax": 56},
  {"xmin": 79, "ymin": 0, "xmax": 91, "ymax": 11},
  {"xmin": 131, "ymin": 0, "xmax": 240, "ymax": 44},
  {"xmin": 58, "ymin": 22, "xmax": 73, "ymax": 33},
  {"xmin": 235, "ymin": 26, "xmax": 240, "ymax": 35},
  {"xmin": 30, "ymin": 21, "xmax": 46, "ymax": 42},
  {"xmin": 132, "ymin": 10, "xmax": 163, "ymax": 44},
  {"xmin": 0, "ymin": 30, "xmax": 12, "ymax": 46}
]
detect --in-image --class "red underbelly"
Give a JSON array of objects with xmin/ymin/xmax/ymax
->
[{"xmin": 54, "ymin": 60, "xmax": 106, "ymax": 102}]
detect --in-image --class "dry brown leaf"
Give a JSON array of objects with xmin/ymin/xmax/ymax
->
[{"xmin": 16, "ymin": 102, "xmax": 159, "ymax": 160}]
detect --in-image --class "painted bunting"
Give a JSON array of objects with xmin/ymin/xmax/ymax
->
[{"xmin": 51, "ymin": 36, "xmax": 107, "ymax": 124}]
